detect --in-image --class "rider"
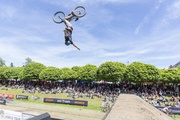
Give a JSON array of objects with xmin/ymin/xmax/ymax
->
[
  {"xmin": 62, "ymin": 19, "xmax": 80, "ymax": 51},
  {"xmin": 162, "ymin": 106, "xmax": 171, "ymax": 115}
]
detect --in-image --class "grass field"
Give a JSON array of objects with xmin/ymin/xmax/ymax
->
[
  {"xmin": 3, "ymin": 87, "xmax": 180, "ymax": 120},
  {"xmin": 0, "ymin": 86, "xmax": 103, "ymax": 111},
  {"xmin": 170, "ymin": 115, "xmax": 180, "ymax": 120}
]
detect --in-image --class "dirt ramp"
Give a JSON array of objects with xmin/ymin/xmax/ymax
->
[{"xmin": 105, "ymin": 94, "xmax": 173, "ymax": 120}]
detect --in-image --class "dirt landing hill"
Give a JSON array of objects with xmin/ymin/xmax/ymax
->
[{"xmin": 105, "ymin": 94, "xmax": 173, "ymax": 120}]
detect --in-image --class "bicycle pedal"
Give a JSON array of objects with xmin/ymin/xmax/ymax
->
[{"xmin": 75, "ymin": 18, "xmax": 79, "ymax": 21}]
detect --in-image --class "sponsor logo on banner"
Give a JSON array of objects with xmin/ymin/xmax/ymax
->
[
  {"xmin": 44, "ymin": 98, "xmax": 88, "ymax": 106},
  {"xmin": 0, "ymin": 94, "xmax": 14, "ymax": 99},
  {"xmin": 16, "ymin": 95, "xmax": 28, "ymax": 100},
  {"xmin": 0, "ymin": 99, "xmax": 6, "ymax": 105},
  {"xmin": 0, "ymin": 109, "xmax": 35, "ymax": 120}
]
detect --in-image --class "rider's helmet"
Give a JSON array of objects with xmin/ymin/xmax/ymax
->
[{"xmin": 65, "ymin": 41, "xmax": 71, "ymax": 46}]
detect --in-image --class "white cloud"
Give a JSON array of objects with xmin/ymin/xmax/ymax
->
[
  {"xmin": 0, "ymin": 5, "xmax": 17, "ymax": 22},
  {"xmin": 45, "ymin": 0, "xmax": 149, "ymax": 6},
  {"xmin": 167, "ymin": 1, "xmax": 180, "ymax": 20},
  {"xmin": 153, "ymin": 0, "xmax": 180, "ymax": 33},
  {"xmin": 103, "ymin": 48, "xmax": 152, "ymax": 57},
  {"xmin": 134, "ymin": 0, "xmax": 164, "ymax": 34},
  {"xmin": 147, "ymin": 55, "xmax": 180, "ymax": 60}
]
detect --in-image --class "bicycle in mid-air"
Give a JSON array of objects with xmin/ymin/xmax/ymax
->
[{"xmin": 53, "ymin": 6, "xmax": 86, "ymax": 24}]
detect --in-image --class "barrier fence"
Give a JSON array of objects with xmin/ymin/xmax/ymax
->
[
  {"xmin": 0, "ymin": 109, "xmax": 35, "ymax": 120},
  {"xmin": 0, "ymin": 99, "xmax": 6, "ymax": 105},
  {"xmin": 0, "ymin": 94, "xmax": 14, "ymax": 99},
  {"xmin": 155, "ymin": 106, "xmax": 180, "ymax": 114},
  {"xmin": 44, "ymin": 98, "xmax": 88, "ymax": 106}
]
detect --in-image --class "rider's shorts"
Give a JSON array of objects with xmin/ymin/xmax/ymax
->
[{"xmin": 64, "ymin": 29, "xmax": 73, "ymax": 46}]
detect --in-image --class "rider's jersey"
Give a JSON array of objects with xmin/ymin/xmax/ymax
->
[{"xmin": 65, "ymin": 28, "xmax": 73, "ymax": 46}]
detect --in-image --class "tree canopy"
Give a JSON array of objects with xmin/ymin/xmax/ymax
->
[
  {"xmin": 60, "ymin": 67, "xmax": 77, "ymax": 80},
  {"xmin": 79, "ymin": 64, "xmax": 97, "ymax": 81},
  {"xmin": 39, "ymin": 67, "xmax": 61, "ymax": 81},
  {"xmin": 97, "ymin": 62, "xmax": 126, "ymax": 82},
  {"xmin": 0, "ymin": 57, "xmax": 6, "ymax": 66},
  {"xmin": 0, "ymin": 59, "xmax": 179, "ymax": 84},
  {"xmin": 125, "ymin": 62, "xmax": 159, "ymax": 83},
  {"xmin": 159, "ymin": 68, "xmax": 180, "ymax": 83},
  {"xmin": 22, "ymin": 62, "xmax": 46, "ymax": 80}
]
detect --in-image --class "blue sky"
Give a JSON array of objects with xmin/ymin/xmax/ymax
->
[{"xmin": 0, "ymin": 0, "xmax": 180, "ymax": 69}]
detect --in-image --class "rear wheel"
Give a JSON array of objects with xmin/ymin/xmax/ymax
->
[
  {"xmin": 52, "ymin": 11, "xmax": 65, "ymax": 24},
  {"xmin": 73, "ymin": 6, "xmax": 86, "ymax": 18}
]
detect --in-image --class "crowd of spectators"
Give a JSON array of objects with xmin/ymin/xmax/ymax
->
[
  {"xmin": 1, "ymin": 80, "xmax": 180, "ymax": 111},
  {"xmin": 0, "ymin": 80, "xmax": 119, "ymax": 107}
]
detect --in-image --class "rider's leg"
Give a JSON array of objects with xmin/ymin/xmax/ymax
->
[
  {"xmin": 65, "ymin": 19, "xmax": 73, "ymax": 28},
  {"xmin": 61, "ymin": 19, "xmax": 73, "ymax": 30},
  {"xmin": 63, "ymin": 29, "xmax": 68, "ymax": 37}
]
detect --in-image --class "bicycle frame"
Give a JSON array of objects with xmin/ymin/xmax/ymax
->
[{"xmin": 65, "ymin": 12, "xmax": 77, "ymax": 22}]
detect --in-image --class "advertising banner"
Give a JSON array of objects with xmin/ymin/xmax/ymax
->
[
  {"xmin": 0, "ymin": 99, "xmax": 6, "ymax": 105},
  {"xmin": 0, "ymin": 109, "xmax": 23, "ymax": 120},
  {"xmin": 0, "ymin": 94, "xmax": 14, "ymax": 99},
  {"xmin": 16, "ymin": 95, "xmax": 28, "ymax": 100},
  {"xmin": 155, "ymin": 106, "xmax": 180, "ymax": 114},
  {"xmin": 44, "ymin": 98, "xmax": 88, "ymax": 106},
  {"xmin": 0, "ymin": 109, "xmax": 35, "ymax": 120}
]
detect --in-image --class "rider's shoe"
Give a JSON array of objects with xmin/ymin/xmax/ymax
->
[{"xmin": 75, "ymin": 18, "xmax": 79, "ymax": 21}]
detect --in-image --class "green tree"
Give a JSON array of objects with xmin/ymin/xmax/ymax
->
[
  {"xmin": 0, "ymin": 58, "xmax": 6, "ymax": 66},
  {"xmin": 3, "ymin": 67, "xmax": 13, "ymax": 80},
  {"xmin": 125, "ymin": 62, "xmax": 159, "ymax": 83},
  {"xmin": 60, "ymin": 67, "xmax": 77, "ymax": 80},
  {"xmin": 11, "ymin": 67, "xmax": 23, "ymax": 80},
  {"xmin": 10, "ymin": 62, "xmax": 14, "ymax": 67},
  {"xmin": 125, "ymin": 62, "xmax": 147, "ymax": 83},
  {"xmin": 22, "ymin": 62, "xmax": 46, "ymax": 80},
  {"xmin": 39, "ymin": 67, "xmax": 61, "ymax": 81},
  {"xmin": 18, "ymin": 68, "xmax": 24, "ymax": 80},
  {"xmin": 144, "ymin": 64, "xmax": 159, "ymax": 82},
  {"xmin": 159, "ymin": 68, "xmax": 180, "ymax": 83},
  {"xmin": 0, "ymin": 66, "xmax": 8, "ymax": 80},
  {"xmin": 97, "ymin": 62, "xmax": 126, "ymax": 82},
  {"xmin": 24, "ymin": 57, "xmax": 33, "ymax": 65},
  {"xmin": 72, "ymin": 66, "xmax": 82, "ymax": 80},
  {"xmin": 79, "ymin": 64, "xmax": 97, "ymax": 81}
]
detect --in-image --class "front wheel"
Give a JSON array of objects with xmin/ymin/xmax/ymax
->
[
  {"xmin": 52, "ymin": 11, "xmax": 65, "ymax": 24},
  {"xmin": 73, "ymin": 6, "xmax": 86, "ymax": 18}
]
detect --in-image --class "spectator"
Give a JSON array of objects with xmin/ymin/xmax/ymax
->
[{"xmin": 162, "ymin": 106, "xmax": 171, "ymax": 115}]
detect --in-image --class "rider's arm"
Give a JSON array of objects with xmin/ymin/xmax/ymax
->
[
  {"xmin": 72, "ymin": 43, "xmax": 80, "ymax": 51},
  {"xmin": 68, "ymin": 38, "xmax": 80, "ymax": 51}
]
